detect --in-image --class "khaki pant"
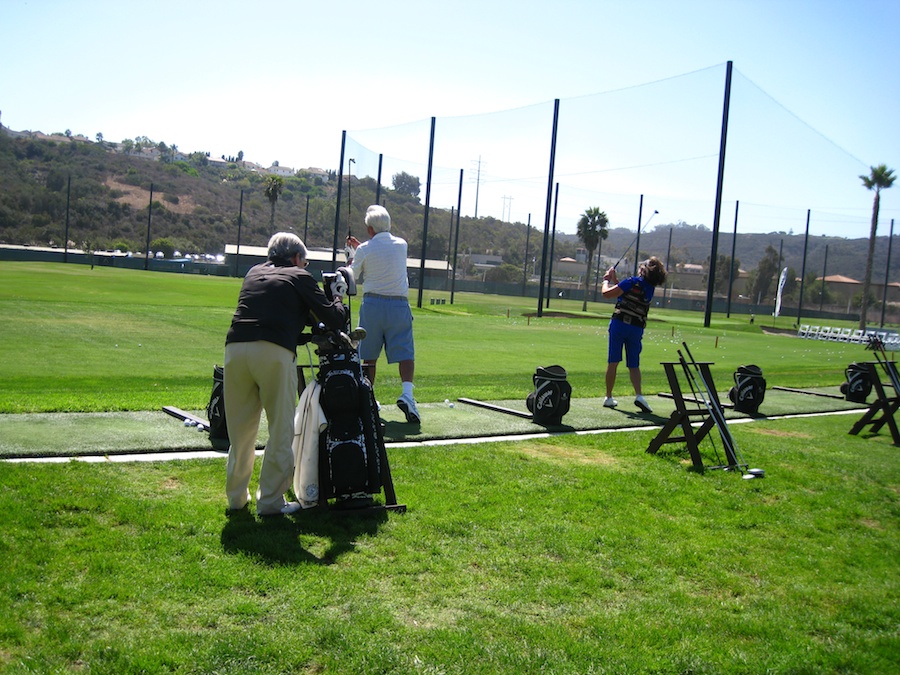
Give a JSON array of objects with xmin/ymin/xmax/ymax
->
[{"xmin": 224, "ymin": 341, "xmax": 298, "ymax": 514}]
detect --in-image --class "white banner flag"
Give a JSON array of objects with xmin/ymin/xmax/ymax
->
[{"xmin": 774, "ymin": 267, "xmax": 788, "ymax": 317}]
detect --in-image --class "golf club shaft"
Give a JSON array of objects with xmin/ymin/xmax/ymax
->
[
  {"xmin": 614, "ymin": 210, "xmax": 658, "ymax": 270},
  {"xmin": 681, "ymin": 342, "xmax": 744, "ymax": 468},
  {"xmin": 677, "ymin": 350, "xmax": 724, "ymax": 466},
  {"xmin": 613, "ymin": 233, "xmax": 639, "ymax": 270}
]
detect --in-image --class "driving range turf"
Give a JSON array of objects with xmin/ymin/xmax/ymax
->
[{"xmin": 0, "ymin": 261, "xmax": 897, "ymax": 673}]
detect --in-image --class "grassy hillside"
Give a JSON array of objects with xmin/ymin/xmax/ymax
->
[{"xmin": 0, "ymin": 130, "xmax": 887, "ymax": 285}]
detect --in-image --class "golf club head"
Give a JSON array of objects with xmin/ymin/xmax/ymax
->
[{"xmin": 747, "ymin": 468, "xmax": 766, "ymax": 477}]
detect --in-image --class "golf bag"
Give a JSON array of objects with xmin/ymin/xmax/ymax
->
[
  {"xmin": 526, "ymin": 365, "xmax": 571, "ymax": 426},
  {"xmin": 728, "ymin": 364, "xmax": 766, "ymax": 414},
  {"xmin": 206, "ymin": 365, "xmax": 230, "ymax": 451},
  {"xmin": 316, "ymin": 338, "xmax": 384, "ymax": 501},
  {"xmin": 841, "ymin": 362, "xmax": 872, "ymax": 403},
  {"xmin": 313, "ymin": 266, "xmax": 385, "ymax": 503}
]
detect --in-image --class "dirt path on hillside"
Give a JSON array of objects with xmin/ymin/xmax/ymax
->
[{"xmin": 104, "ymin": 178, "xmax": 197, "ymax": 215}]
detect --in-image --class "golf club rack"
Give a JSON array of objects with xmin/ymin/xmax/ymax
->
[
  {"xmin": 848, "ymin": 336, "xmax": 900, "ymax": 445},
  {"xmin": 294, "ymin": 266, "xmax": 405, "ymax": 512},
  {"xmin": 648, "ymin": 342, "xmax": 765, "ymax": 479}
]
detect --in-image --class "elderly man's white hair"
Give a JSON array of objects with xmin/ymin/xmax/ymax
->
[
  {"xmin": 267, "ymin": 232, "xmax": 307, "ymax": 262},
  {"xmin": 364, "ymin": 205, "xmax": 391, "ymax": 233}
]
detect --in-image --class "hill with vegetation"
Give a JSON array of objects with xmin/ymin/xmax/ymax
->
[{"xmin": 0, "ymin": 129, "xmax": 890, "ymax": 288}]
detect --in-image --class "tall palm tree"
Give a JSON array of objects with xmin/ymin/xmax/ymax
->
[
  {"xmin": 264, "ymin": 175, "xmax": 285, "ymax": 230},
  {"xmin": 576, "ymin": 206, "xmax": 609, "ymax": 311},
  {"xmin": 859, "ymin": 164, "xmax": 896, "ymax": 330}
]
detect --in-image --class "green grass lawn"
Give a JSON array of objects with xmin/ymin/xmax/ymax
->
[
  {"xmin": 1, "ymin": 414, "xmax": 897, "ymax": 673},
  {"xmin": 0, "ymin": 261, "xmax": 880, "ymax": 413},
  {"xmin": 1, "ymin": 261, "xmax": 898, "ymax": 673}
]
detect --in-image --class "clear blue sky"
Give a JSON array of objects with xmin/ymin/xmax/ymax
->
[{"xmin": 2, "ymin": 0, "xmax": 897, "ymax": 238}]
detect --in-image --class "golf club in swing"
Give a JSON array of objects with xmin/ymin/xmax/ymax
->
[{"xmin": 613, "ymin": 210, "xmax": 658, "ymax": 271}]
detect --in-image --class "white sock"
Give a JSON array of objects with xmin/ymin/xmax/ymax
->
[{"xmin": 402, "ymin": 381, "xmax": 414, "ymax": 398}]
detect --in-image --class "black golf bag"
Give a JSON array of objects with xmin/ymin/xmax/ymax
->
[
  {"xmin": 841, "ymin": 362, "xmax": 872, "ymax": 403},
  {"xmin": 526, "ymin": 365, "xmax": 572, "ymax": 426},
  {"xmin": 728, "ymin": 364, "xmax": 766, "ymax": 414},
  {"xmin": 206, "ymin": 365, "xmax": 230, "ymax": 451},
  {"xmin": 316, "ymin": 341, "xmax": 385, "ymax": 501},
  {"xmin": 311, "ymin": 266, "xmax": 391, "ymax": 505}
]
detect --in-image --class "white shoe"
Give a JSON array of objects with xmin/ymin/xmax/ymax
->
[
  {"xmin": 280, "ymin": 501, "xmax": 302, "ymax": 515},
  {"xmin": 397, "ymin": 393, "xmax": 421, "ymax": 424},
  {"xmin": 603, "ymin": 397, "xmax": 618, "ymax": 408},
  {"xmin": 635, "ymin": 395, "xmax": 653, "ymax": 413}
]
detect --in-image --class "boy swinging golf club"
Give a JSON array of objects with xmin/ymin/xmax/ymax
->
[{"xmin": 601, "ymin": 256, "xmax": 667, "ymax": 413}]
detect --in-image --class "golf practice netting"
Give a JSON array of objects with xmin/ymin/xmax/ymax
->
[{"xmin": 338, "ymin": 63, "xmax": 873, "ymax": 280}]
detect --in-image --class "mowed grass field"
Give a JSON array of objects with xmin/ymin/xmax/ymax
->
[
  {"xmin": 0, "ymin": 261, "xmax": 877, "ymax": 413},
  {"xmin": 0, "ymin": 261, "xmax": 898, "ymax": 673}
]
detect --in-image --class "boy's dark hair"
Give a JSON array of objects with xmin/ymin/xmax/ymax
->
[{"xmin": 640, "ymin": 256, "xmax": 668, "ymax": 287}]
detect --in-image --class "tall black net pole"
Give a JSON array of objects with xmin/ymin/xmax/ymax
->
[
  {"xmin": 522, "ymin": 213, "xmax": 531, "ymax": 295},
  {"xmin": 417, "ymin": 117, "xmax": 436, "ymax": 309},
  {"xmin": 451, "ymin": 168, "xmax": 463, "ymax": 305},
  {"xmin": 234, "ymin": 189, "xmax": 244, "ymax": 277},
  {"xmin": 726, "ymin": 200, "xmax": 739, "ymax": 317},
  {"xmin": 144, "ymin": 183, "xmax": 154, "ymax": 271},
  {"xmin": 536, "ymin": 99, "xmax": 560, "ymax": 318},
  {"xmin": 332, "ymin": 131, "xmax": 346, "ymax": 270},
  {"xmin": 819, "ymin": 244, "xmax": 829, "ymax": 312},
  {"xmin": 797, "ymin": 209, "xmax": 811, "ymax": 325},
  {"xmin": 376, "ymin": 154, "xmax": 383, "ymax": 205},
  {"xmin": 64, "ymin": 174, "xmax": 71, "ymax": 263},
  {"xmin": 704, "ymin": 60, "xmax": 733, "ymax": 328},
  {"xmin": 545, "ymin": 182, "xmax": 560, "ymax": 309},
  {"xmin": 446, "ymin": 207, "xmax": 454, "ymax": 290},
  {"xmin": 303, "ymin": 194, "xmax": 310, "ymax": 244}
]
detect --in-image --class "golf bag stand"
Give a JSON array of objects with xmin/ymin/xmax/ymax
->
[
  {"xmin": 526, "ymin": 365, "xmax": 572, "ymax": 426},
  {"xmin": 728, "ymin": 364, "xmax": 766, "ymax": 414}
]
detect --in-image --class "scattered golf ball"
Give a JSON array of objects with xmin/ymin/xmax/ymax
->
[
  {"xmin": 184, "ymin": 419, "xmax": 192, "ymax": 427},
  {"xmin": 449, "ymin": 403, "xmax": 454, "ymax": 408}
]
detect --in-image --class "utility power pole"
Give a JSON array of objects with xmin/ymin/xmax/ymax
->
[{"xmin": 471, "ymin": 156, "xmax": 483, "ymax": 218}]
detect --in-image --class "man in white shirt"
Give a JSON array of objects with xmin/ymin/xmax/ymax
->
[{"xmin": 346, "ymin": 205, "xmax": 420, "ymax": 424}]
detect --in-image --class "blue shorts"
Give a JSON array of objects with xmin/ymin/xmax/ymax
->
[
  {"xmin": 358, "ymin": 296, "xmax": 415, "ymax": 363},
  {"xmin": 608, "ymin": 318, "xmax": 644, "ymax": 368}
]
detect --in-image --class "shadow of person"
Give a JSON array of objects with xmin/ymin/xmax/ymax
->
[
  {"xmin": 220, "ymin": 503, "xmax": 389, "ymax": 566},
  {"xmin": 616, "ymin": 409, "xmax": 668, "ymax": 425},
  {"xmin": 532, "ymin": 422, "xmax": 576, "ymax": 432},
  {"xmin": 382, "ymin": 419, "xmax": 422, "ymax": 438}
]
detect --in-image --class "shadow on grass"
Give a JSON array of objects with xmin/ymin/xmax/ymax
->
[
  {"xmin": 220, "ymin": 504, "xmax": 388, "ymax": 566},
  {"xmin": 612, "ymin": 409, "xmax": 669, "ymax": 425},
  {"xmin": 382, "ymin": 419, "xmax": 422, "ymax": 438}
]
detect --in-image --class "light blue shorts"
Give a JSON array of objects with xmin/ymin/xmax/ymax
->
[{"xmin": 358, "ymin": 296, "xmax": 415, "ymax": 363}]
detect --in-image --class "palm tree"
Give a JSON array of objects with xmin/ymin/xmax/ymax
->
[
  {"xmin": 264, "ymin": 175, "xmax": 285, "ymax": 230},
  {"xmin": 859, "ymin": 164, "xmax": 896, "ymax": 330},
  {"xmin": 576, "ymin": 207, "xmax": 609, "ymax": 311}
]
